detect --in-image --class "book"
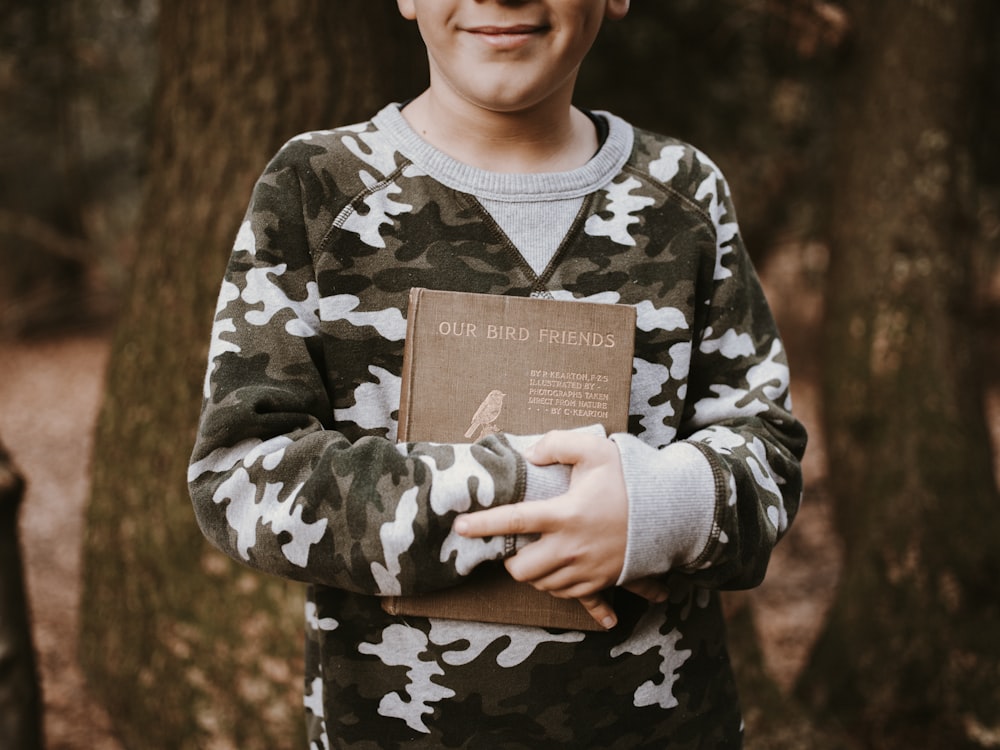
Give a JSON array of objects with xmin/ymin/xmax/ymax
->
[{"xmin": 384, "ymin": 287, "xmax": 636, "ymax": 630}]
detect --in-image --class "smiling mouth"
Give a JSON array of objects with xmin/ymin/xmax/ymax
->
[
  {"xmin": 468, "ymin": 24, "xmax": 545, "ymax": 34},
  {"xmin": 465, "ymin": 24, "xmax": 548, "ymax": 49}
]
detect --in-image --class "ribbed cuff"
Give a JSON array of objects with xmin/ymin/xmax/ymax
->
[{"xmin": 609, "ymin": 435, "xmax": 717, "ymax": 584}]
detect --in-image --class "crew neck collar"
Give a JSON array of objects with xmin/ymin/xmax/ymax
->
[{"xmin": 372, "ymin": 103, "xmax": 634, "ymax": 203}]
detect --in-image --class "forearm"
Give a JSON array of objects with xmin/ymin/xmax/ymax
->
[
  {"xmin": 611, "ymin": 411, "xmax": 805, "ymax": 590},
  {"xmin": 189, "ymin": 407, "xmax": 532, "ymax": 594},
  {"xmin": 609, "ymin": 435, "xmax": 716, "ymax": 583},
  {"xmin": 191, "ymin": 265, "xmax": 553, "ymax": 593},
  {"xmin": 614, "ymin": 208, "xmax": 807, "ymax": 588}
]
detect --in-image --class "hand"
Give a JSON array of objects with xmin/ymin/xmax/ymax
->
[{"xmin": 453, "ymin": 430, "xmax": 629, "ymax": 629}]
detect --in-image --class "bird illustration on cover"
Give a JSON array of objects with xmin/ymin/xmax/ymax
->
[{"xmin": 464, "ymin": 389, "xmax": 506, "ymax": 440}]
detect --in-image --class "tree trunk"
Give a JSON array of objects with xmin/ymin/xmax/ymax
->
[
  {"xmin": 79, "ymin": 3, "xmax": 424, "ymax": 748},
  {"xmin": 799, "ymin": 1, "xmax": 1000, "ymax": 747},
  {"xmin": 0, "ymin": 439, "xmax": 43, "ymax": 750},
  {"xmin": 725, "ymin": 603, "xmax": 852, "ymax": 750},
  {"xmin": 0, "ymin": 1, "xmax": 88, "ymax": 336}
]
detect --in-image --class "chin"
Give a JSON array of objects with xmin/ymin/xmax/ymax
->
[{"xmin": 465, "ymin": 90, "xmax": 551, "ymax": 115}]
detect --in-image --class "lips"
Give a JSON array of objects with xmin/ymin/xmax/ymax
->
[
  {"xmin": 466, "ymin": 25, "xmax": 545, "ymax": 35},
  {"xmin": 464, "ymin": 23, "xmax": 548, "ymax": 50}
]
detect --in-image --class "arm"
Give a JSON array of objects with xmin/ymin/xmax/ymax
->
[
  {"xmin": 612, "ymin": 253, "xmax": 805, "ymax": 592},
  {"xmin": 454, "ymin": 157, "xmax": 806, "ymax": 616},
  {"xmin": 188, "ymin": 146, "xmax": 569, "ymax": 596},
  {"xmin": 611, "ymin": 159, "xmax": 807, "ymax": 592},
  {"xmin": 453, "ymin": 257, "xmax": 803, "ymax": 620}
]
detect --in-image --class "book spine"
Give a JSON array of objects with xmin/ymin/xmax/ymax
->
[{"xmin": 395, "ymin": 287, "xmax": 422, "ymax": 442}]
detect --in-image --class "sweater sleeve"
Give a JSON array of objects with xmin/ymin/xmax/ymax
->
[
  {"xmin": 187, "ymin": 145, "xmax": 569, "ymax": 597},
  {"xmin": 612, "ymin": 156, "xmax": 807, "ymax": 591}
]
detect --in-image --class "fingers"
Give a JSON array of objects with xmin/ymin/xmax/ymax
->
[
  {"xmin": 622, "ymin": 576, "xmax": 670, "ymax": 603},
  {"xmin": 503, "ymin": 546, "xmax": 575, "ymax": 592},
  {"xmin": 503, "ymin": 544, "xmax": 615, "ymax": 601},
  {"xmin": 453, "ymin": 501, "xmax": 556, "ymax": 539},
  {"xmin": 525, "ymin": 429, "xmax": 612, "ymax": 468},
  {"xmin": 575, "ymin": 594, "xmax": 617, "ymax": 630}
]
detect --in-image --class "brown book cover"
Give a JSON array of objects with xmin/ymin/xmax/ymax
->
[{"xmin": 384, "ymin": 287, "xmax": 636, "ymax": 630}]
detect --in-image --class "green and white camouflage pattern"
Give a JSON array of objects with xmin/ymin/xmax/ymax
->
[{"xmin": 189, "ymin": 105, "xmax": 806, "ymax": 749}]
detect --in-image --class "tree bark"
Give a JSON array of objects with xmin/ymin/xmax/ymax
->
[
  {"xmin": 0, "ymin": 1, "xmax": 88, "ymax": 336},
  {"xmin": 0, "ymin": 439, "xmax": 43, "ymax": 750},
  {"xmin": 799, "ymin": 1, "xmax": 1000, "ymax": 747},
  {"xmin": 725, "ymin": 603, "xmax": 852, "ymax": 750},
  {"xmin": 79, "ymin": 3, "xmax": 424, "ymax": 748}
]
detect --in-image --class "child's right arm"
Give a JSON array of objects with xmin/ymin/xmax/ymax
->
[{"xmin": 187, "ymin": 151, "xmax": 568, "ymax": 598}]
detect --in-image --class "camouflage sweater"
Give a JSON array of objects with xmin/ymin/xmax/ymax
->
[{"xmin": 189, "ymin": 103, "xmax": 807, "ymax": 749}]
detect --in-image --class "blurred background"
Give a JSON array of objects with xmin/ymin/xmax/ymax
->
[{"xmin": 1, "ymin": 1, "xmax": 998, "ymax": 749}]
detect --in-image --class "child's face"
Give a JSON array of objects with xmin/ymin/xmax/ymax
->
[{"xmin": 398, "ymin": 0, "xmax": 629, "ymax": 115}]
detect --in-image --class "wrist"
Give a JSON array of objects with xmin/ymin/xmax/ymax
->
[{"xmin": 609, "ymin": 435, "xmax": 716, "ymax": 583}]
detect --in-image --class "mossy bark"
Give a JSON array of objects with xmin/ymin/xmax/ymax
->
[
  {"xmin": 78, "ymin": 3, "xmax": 424, "ymax": 748},
  {"xmin": 724, "ymin": 603, "xmax": 854, "ymax": 750},
  {"xmin": 798, "ymin": 1, "xmax": 1000, "ymax": 747}
]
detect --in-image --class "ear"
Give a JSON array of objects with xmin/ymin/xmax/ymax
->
[
  {"xmin": 397, "ymin": 0, "xmax": 417, "ymax": 21},
  {"xmin": 605, "ymin": 0, "xmax": 629, "ymax": 21}
]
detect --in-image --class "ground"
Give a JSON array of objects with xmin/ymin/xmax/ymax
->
[
  {"xmin": 1, "ymin": 244, "xmax": 995, "ymax": 749},
  {"xmin": 1, "ymin": 333, "xmax": 122, "ymax": 750}
]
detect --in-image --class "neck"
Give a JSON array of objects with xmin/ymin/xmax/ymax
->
[{"xmin": 401, "ymin": 89, "xmax": 597, "ymax": 174}]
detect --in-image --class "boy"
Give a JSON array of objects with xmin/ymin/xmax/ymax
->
[{"xmin": 188, "ymin": 0, "xmax": 807, "ymax": 747}]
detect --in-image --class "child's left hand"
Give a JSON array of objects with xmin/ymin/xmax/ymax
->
[{"xmin": 453, "ymin": 430, "xmax": 630, "ymax": 628}]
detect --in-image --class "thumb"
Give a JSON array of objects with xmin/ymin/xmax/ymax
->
[{"xmin": 577, "ymin": 594, "xmax": 617, "ymax": 630}]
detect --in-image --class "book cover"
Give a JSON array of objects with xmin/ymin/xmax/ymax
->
[{"xmin": 384, "ymin": 287, "xmax": 636, "ymax": 630}]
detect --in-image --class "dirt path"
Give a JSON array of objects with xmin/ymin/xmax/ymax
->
[{"xmin": 0, "ymin": 333, "xmax": 123, "ymax": 750}]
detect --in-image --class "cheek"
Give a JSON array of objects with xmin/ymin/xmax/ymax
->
[{"xmin": 397, "ymin": 0, "xmax": 417, "ymax": 21}]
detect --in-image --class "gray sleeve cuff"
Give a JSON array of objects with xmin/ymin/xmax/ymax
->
[{"xmin": 609, "ymin": 434, "xmax": 717, "ymax": 584}]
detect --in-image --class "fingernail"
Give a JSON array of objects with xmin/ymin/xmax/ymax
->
[
  {"xmin": 602, "ymin": 615, "xmax": 616, "ymax": 629},
  {"xmin": 454, "ymin": 517, "xmax": 468, "ymax": 535}
]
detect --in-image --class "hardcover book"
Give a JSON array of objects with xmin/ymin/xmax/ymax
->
[{"xmin": 383, "ymin": 287, "xmax": 636, "ymax": 630}]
